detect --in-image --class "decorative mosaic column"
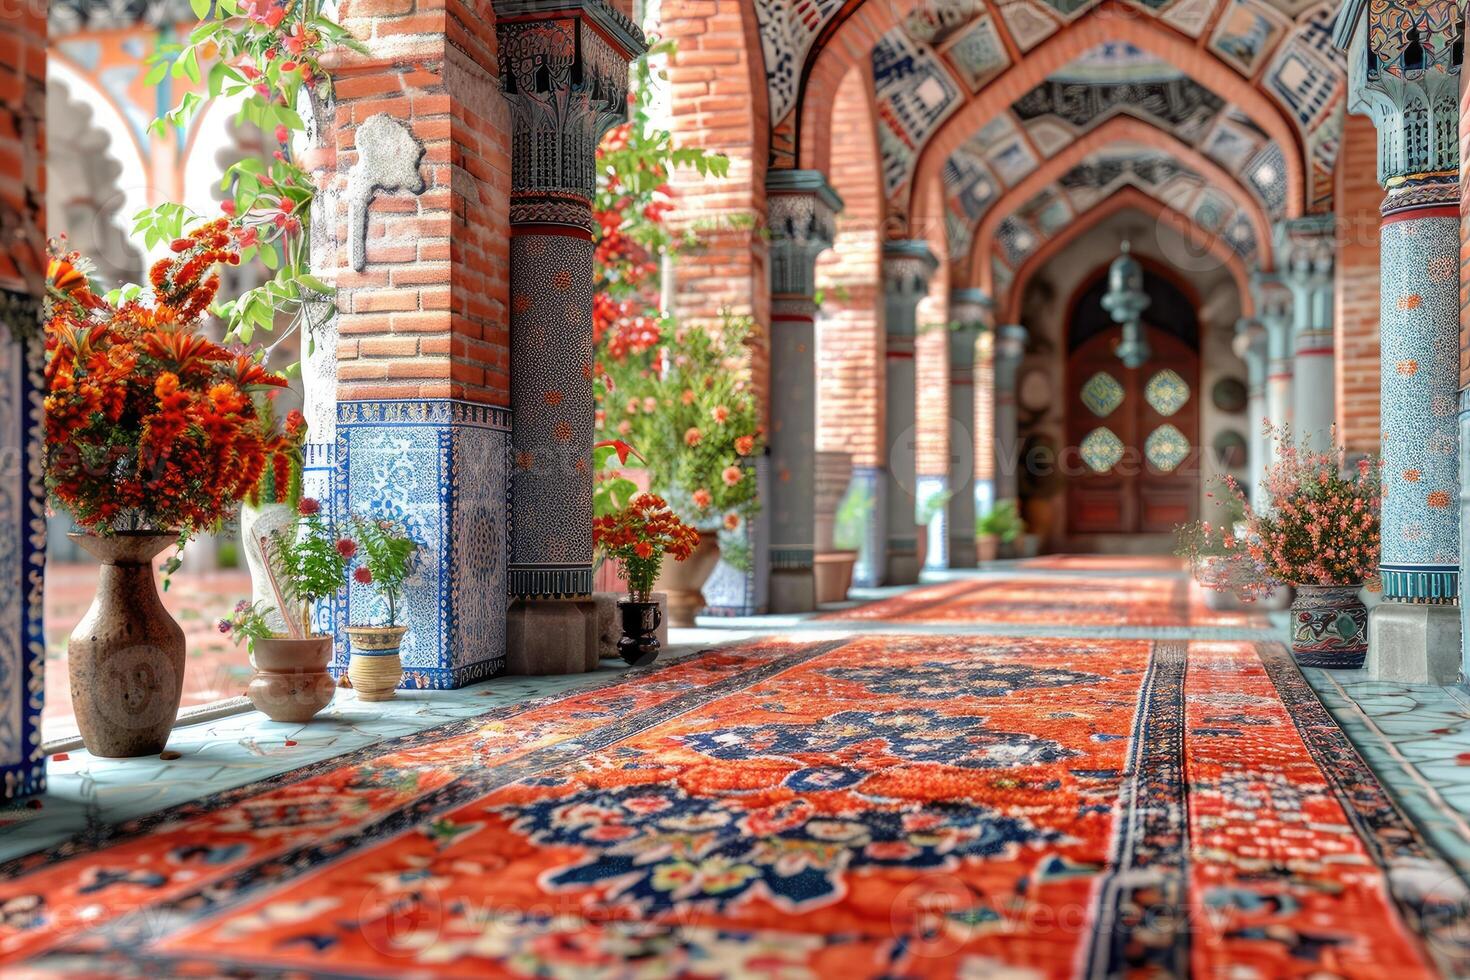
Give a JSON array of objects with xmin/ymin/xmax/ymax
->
[
  {"xmin": 0, "ymin": 295, "xmax": 45, "ymax": 799},
  {"xmin": 1251, "ymin": 271, "xmax": 1294, "ymax": 468},
  {"xmin": 766, "ymin": 171, "xmax": 841, "ymax": 613},
  {"xmin": 882, "ymin": 241, "xmax": 939, "ymax": 585},
  {"xmin": 1276, "ymin": 216, "xmax": 1337, "ymax": 449},
  {"xmin": 945, "ymin": 288, "xmax": 990, "ymax": 568},
  {"xmin": 1232, "ymin": 316, "xmax": 1270, "ymax": 507},
  {"xmin": 499, "ymin": 4, "xmax": 645, "ymax": 666},
  {"xmin": 993, "ymin": 325, "xmax": 1028, "ymax": 510},
  {"xmin": 1338, "ymin": 0, "xmax": 1461, "ymax": 682}
]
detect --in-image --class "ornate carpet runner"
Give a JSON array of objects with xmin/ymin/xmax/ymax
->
[{"xmin": 1, "ymin": 636, "xmax": 1464, "ymax": 976}]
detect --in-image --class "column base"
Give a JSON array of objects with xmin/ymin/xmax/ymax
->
[
  {"xmin": 769, "ymin": 567, "xmax": 816, "ymax": 614},
  {"xmin": 1367, "ymin": 601, "xmax": 1462, "ymax": 685},
  {"xmin": 948, "ymin": 535, "xmax": 977, "ymax": 569},
  {"xmin": 885, "ymin": 548, "xmax": 921, "ymax": 586},
  {"xmin": 506, "ymin": 598, "xmax": 598, "ymax": 675},
  {"xmin": 851, "ymin": 467, "xmax": 887, "ymax": 589}
]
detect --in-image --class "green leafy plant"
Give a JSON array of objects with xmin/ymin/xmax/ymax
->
[
  {"xmin": 594, "ymin": 439, "xmax": 645, "ymax": 519},
  {"xmin": 269, "ymin": 497, "xmax": 349, "ymax": 636},
  {"xmin": 348, "ymin": 515, "xmax": 419, "ymax": 628},
  {"xmin": 918, "ymin": 488, "xmax": 953, "ymax": 526},
  {"xmin": 833, "ymin": 481, "xmax": 872, "ymax": 553},
  {"xmin": 976, "ymin": 500, "xmax": 1025, "ymax": 544},
  {"xmin": 218, "ymin": 599, "xmax": 275, "ymax": 652}
]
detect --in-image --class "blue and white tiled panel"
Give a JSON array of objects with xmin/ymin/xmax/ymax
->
[
  {"xmin": 0, "ymin": 317, "xmax": 46, "ymax": 801},
  {"xmin": 303, "ymin": 441, "xmax": 337, "ymax": 639},
  {"xmin": 335, "ymin": 400, "xmax": 510, "ymax": 689},
  {"xmin": 704, "ymin": 456, "xmax": 770, "ymax": 617},
  {"xmin": 850, "ymin": 466, "xmax": 887, "ymax": 589},
  {"xmin": 918, "ymin": 474, "xmax": 949, "ymax": 571}
]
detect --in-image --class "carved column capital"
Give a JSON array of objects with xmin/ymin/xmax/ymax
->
[
  {"xmin": 1233, "ymin": 316, "xmax": 1269, "ymax": 388},
  {"xmin": 882, "ymin": 240, "xmax": 938, "ymax": 338},
  {"xmin": 948, "ymin": 287, "xmax": 994, "ymax": 331},
  {"xmin": 495, "ymin": 0, "xmax": 647, "ymax": 232},
  {"xmin": 993, "ymin": 324, "xmax": 1027, "ymax": 392},
  {"xmin": 766, "ymin": 170, "xmax": 842, "ymax": 306}
]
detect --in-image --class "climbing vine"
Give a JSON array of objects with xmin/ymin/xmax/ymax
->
[{"xmin": 135, "ymin": 0, "xmax": 364, "ymax": 364}]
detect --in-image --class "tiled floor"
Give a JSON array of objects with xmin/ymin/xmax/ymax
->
[{"xmin": 10, "ymin": 562, "xmax": 1470, "ymax": 897}]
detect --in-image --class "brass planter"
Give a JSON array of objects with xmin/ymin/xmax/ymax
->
[{"xmin": 346, "ymin": 625, "xmax": 408, "ymax": 701}]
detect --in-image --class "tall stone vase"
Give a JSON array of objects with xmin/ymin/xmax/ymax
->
[
  {"xmin": 67, "ymin": 532, "xmax": 185, "ymax": 758},
  {"xmin": 241, "ymin": 501, "xmax": 296, "ymax": 633},
  {"xmin": 652, "ymin": 532, "xmax": 721, "ymax": 627}
]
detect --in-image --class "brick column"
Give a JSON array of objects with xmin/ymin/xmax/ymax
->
[
  {"xmin": 0, "ymin": 3, "xmax": 46, "ymax": 799},
  {"xmin": 1251, "ymin": 271, "xmax": 1294, "ymax": 473},
  {"xmin": 1338, "ymin": 0, "xmax": 1461, "ymax": 682},
  {"xmin": 1233, "ymin": 317, "xmax": 1270, "ymax": 508},
  {"xmin": 881, "ymin": 241, "xmax": 938, "ymax": 585},
  {"xmin": 993, "ymin": 325, "xmax": 1028, "ymax": 509},
  {"xmin": 1277, "ymin": 216, "xmax": 1337, "ymax": 449},
  {"xmin": 499, "ymin": 2, "xmax": 644, "ymax": 664},
  {"xmin": 765, "ymin": 171, "xmax": 840, "ymax": 613},
  {"xmin": 945, "ymin": 288, "xmax": 991, "ymax": 568}
]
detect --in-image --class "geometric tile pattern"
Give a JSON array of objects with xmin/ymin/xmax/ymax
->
[
  {"xmin": 1081, "ymin": 371, "xmax": 1125, "ymax": 418},
  {"xmin": 1145, "ymin": 369, "xmax": 1191, "ymax": 416}
]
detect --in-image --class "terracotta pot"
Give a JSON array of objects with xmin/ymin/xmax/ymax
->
[
  {"xmin": 248, "ymin": 635, "xmax": 336, "ymax": 722},
  {"xmin": 67, "ymin": 532, "xmax": 185, "ymax": 758},
  {"xmin": 346, "ymin": 625, "xmax": 408, "ymax": 701},
  {"xmin": 814, "ymin": 551, "xmax": 856, "ymax": 604},
  {"xmin": 976, "ymin": 534, "xmax": 999, "ymax": 564},
  {"xmin": 617, "ymin": 599, "xmax": 661, "ymax": 667},
  {"xmin": 652, "ymin": 532, "xmax": 721, "ymax": 627},
  {"xmin": 1290, "ymin": 584, "xmax": 1368, "ymax": 669}
]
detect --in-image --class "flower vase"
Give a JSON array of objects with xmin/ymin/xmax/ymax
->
[
  {"xmin": 1290, "ymin": 584, "xmax": 1368, "ymax": 669},
  {"xmin": 617, "ymin": 598, "xmax": 661, "ymax": 667},
  {"xmin": 241, "ymin": 500, "xmax": 296, "ymax": 634},
  {"xmin": 248, "ymin": 636, "xmax": 336, "ymax": 722},
  {"xmin": 346, "ymin": 625, "xmax": 408, "ymax": 701},
  {"xmin": 652, "ymin": 531, "xmax": 721, "ymax": 627},
  {"xmin": 67, "ymin": 532, "xmax": 185, "ymax": 758}
]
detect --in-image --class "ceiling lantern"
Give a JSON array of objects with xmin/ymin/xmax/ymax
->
[{"xmin": 1100, "ymin": 241, "xmax": 1151, "ymax": 369}]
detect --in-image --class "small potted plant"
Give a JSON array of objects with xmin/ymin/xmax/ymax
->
[
  {"xmin": 1178, "ymin": 425, "xmax": 1379, "ymax": 668},
  {"xmin": 343, "ymin": 515, "xmax": 419, "ymax": 701},
  {"xmin": 223, "ymin": 496, "xmax": 349, "ymax": 721},
  {"xmin": 592, "ymin": 492, "xmax": 700, "ymax": 666},
  {"xmin": 975, "ymin": 501, "xmax": 1025, "ymax": 563}
]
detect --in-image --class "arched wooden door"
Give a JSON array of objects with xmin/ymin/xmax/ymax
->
[{"xmin": 1066, "ymin": 325, "xmax": 1200, "ymax": 535}]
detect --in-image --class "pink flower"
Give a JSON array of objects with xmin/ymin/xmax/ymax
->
[
  {"xmin": 354, "ymin": 566, "xmax": 374, "ymax": 585},
  {"xmin": 275, "ymin": 124, "xmax": 289, "ymax": 144},
  {"xmin": 692, "ymin": 488, "xmax": 712, "ymax": 510},
  {"xmin": 220, "ymin": 200, "xmax": 237, "ymax": 216},
  {"xmin": 684, "ymin": 427, "xmax": 702, "ymax": 447},
  {"xmin": 217, "ymin": 619, "xmax": 231, "ymax": 634},
  {"xmin": 712, "ymin": 405, "xmax": 729, "ymax": 424},
  {"xmin": 722, "ymin": 465, "xmax": 743, "ymax": 487}
]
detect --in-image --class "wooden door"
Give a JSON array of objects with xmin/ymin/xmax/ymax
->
[{"xmin": 1066, "ymin": 325, "xmax": 1199, "ymax": 535}]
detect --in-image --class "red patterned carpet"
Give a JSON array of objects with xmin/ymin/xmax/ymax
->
[
  {"xmin": 824, "ymin": 574, "xmax": 1265, "ymax": 628},
  {"xmin": 1, "ymin": 635, "xmax": 1463, "ymax": 977}
]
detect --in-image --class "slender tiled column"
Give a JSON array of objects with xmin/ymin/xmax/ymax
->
[
  {"xmin": 993, "ymin": 324, "xmax": 1028, "ymax": 510},
  {"xmin": 1337, "ymin": 1, "xmax": 1460, "ymax": 682},
  {"xmin": 766, "ymin": 171, "xmax": 841, "ymax": 613},
  {"xmin": 974, "ymin": 330, "xmax": 997, "ymax": 521},
  {"xmin": 1277, "ymin": 217, "xmax": 1337, "ymax": 449},
  {"xmin": 881, "ymin": 241, "xmax": 938, "ymax": 585},
  {"xmin": 1252, "ymin": 271, "xmax": 1294, "ymax": 470},
  {"xmin": 500, "ymin": 4, "xmax": 645, "ymax": 668},
  {"xmin": 944, "ymin": 288, "xmax": 991, "ymax": 568},
  {"xmin": 1232, "ymin": 317, "xmax": 1270, "ymax": 507}
]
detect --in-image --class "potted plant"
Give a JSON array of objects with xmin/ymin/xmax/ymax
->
[
  {"xmin": 42, "ymin": 227, "xmax": 288, "ymax": 757},
  {"xmin": 219, "ymin": 597, "xmax": 335, "ymax": 724},
  {"xmin": 975, "ymin": 501, "xmax": 1024, "ymax": 563},
  {"xmin": 1178, "ymin": 426, "xmax": 1379, "ymax": 668},
  {"xmin": 343, "ymin": 515, "xmax": 419, "ymax": 701},
  {"xmin": 592, "ymin": 492, "xmax": 700, "ymax": 666}
]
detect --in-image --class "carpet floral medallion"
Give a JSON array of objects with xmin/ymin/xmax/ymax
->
[
  {"xmin": 825, "ymin": 576, "xmax": 1264, "ymax": 628},
  {"xmin": 1, "ymin": 636, "xmax": 1465, "ymax": 977}
]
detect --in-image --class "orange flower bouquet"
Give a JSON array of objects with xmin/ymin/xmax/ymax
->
[
  {"xmin": 44, "ymin": 222, "xmax": 294, "ymax": 542},
  {"xmin": 593, "ymin": 492, "xmax": 700, "ymax": 602}
]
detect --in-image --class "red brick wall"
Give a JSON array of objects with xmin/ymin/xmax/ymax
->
[
  {"xmin": 1334, "ymin": 113, "xmax": 1384, "ymax": 453},
  {"xmin": 915, "ymin": 200, "xmax": 951, "ymax": 479},
  {"xmin": 0, "ymin": 2, "xmax": 46, "ymax": 292},
  {"xmin": 325, "ymin": 0, "xmax": 511, "ymax": 406},
  {"xmin": 816, "ymin": 65, "xmax": 883, "ymax": 468},
  {"xmin": 658, "ymin": 0, "xmax": 771, "ymax": 422}
]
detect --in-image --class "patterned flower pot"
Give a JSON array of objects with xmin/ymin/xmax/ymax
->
[
  {"xmin": 617, "ymin": 599, "xmax": 661, "ymax": 667},
  {"xmin": 346, "ymin": 625, "xmax": 409, "ymax": 701},
  {"xmin": 1290, "ymin": 584, "xmax": 1368, "ymax": 669},
  {"xmin": 67, "ymin": 532, "xmax": 186, "ymax": 758},
  {"xmin": 248, "ymin": 635, "xmax": 336, "ymax": 723},
  {"xmin": 652, "ymin": 531, "xmax": 721, "ymax": 627}
]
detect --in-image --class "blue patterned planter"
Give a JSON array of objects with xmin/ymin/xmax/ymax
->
[{"xmin": 1290, "ymin": 585, "xmax": 1368, "ymax": 669}]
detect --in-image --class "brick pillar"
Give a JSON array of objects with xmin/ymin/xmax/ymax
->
[
  {"xmin": 0, "ymin": 3, "xmax": 46, "ymax": 799},
  {"xmin": 993, "ymin": 325, "xmax": 1028, "ymax": 509},
  {"xmin": 881, "ymin": 241, "xmax": 938, "ymax": 585},
  {"xmin": 499, "ymin": 3, "xmax": 644, "ymax": 665},
  {"xmin": 1276, "ymin": 216, "xmax": 1337, "ymax": 449},
  {"xmin": 1339, "ymin": 0, "xmax": 1461, "ymax": 681},
  {"xmin": 1232, "ymin": 317, "xmax": 1270, "ymax": 507},
  {"xmin": 945, "ymin": 288, "xmax": 991, "ymax": 568},
  {"xmin": 1335, "ymin": 113, "xmax": 1385, "ymax": 455},
  {"xmin": 1251, "ymin": 271, "xmax": 1294, "ymax": 474},
  {"xmin": 765, "ymin": 171, "xmax": 840, "ymax": 613}
]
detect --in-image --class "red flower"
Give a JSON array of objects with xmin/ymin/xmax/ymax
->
[
  {"xmin": 354, "ymin": 566, "xmax": 374, "ymax": 585},
  {"xmin": 299, "ymin": 497, "xmax": 321, "ymax": 516},
  {"xmin": 335, "ymin": 538, "xmax": 357, "ymax": 559}
]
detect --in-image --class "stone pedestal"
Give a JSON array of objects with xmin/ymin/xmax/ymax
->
[
  {"xmin": 506, "ymin": 599, "xmax": 599, "ymax": 675},
  {"xmin": 882, "ymin": 241, "xmax": 938, "ymax": 585},
  {"xmin": 1367, "ymin": 603, "xmax": 1462, "ymax": 685}
]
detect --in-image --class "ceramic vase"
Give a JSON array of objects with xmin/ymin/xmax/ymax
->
[
  {"xmin": 652, "ymin": 531, "xmax": 721, "ymax": 627},
  {"xmin": 1290, "ymin": 584, "xmax": 1368, "ymax": 669},
  {"xmin": 67, "ymin": 532, "xmax": 185, "ymax": 758},
  {"xmin": 346, "ymin": 625, "xmax": 408, "ymax": 701},
  {"xmin": 240, "ymin": 501, "xmax": 296, "ymax": 634},
  {"xmin": 617, "ymin": 599, "xmax": 661, "ymax": 667},
  {"xmin": 248, "ymin": 635, "xmax": 336, "ymax": 722}
]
